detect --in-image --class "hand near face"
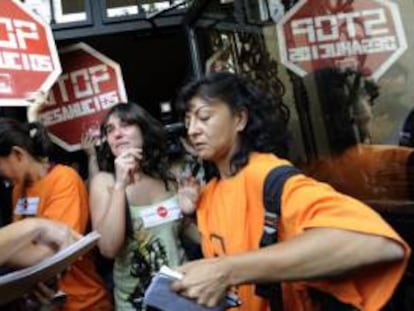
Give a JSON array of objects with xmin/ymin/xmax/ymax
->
[
  {"xmin": 171, "ymin": 258, "xmax": 231, "ymax": 308},
  {"xmin": 114, "ymin": 148, "xmax": 143, "ymax": 187},
  {"xmin": 80, "ymin": 131, "xmax": 99, "ymax": 157}
]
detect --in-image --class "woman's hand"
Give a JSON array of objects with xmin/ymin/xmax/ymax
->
[
  {"xmin": 32, "ymin": 218, "xmax": 81, "ymax": 251},
  {"xmin": 32, "ymin": 281, "xmax": 59, "ymax": 306},
  {"xmin": 114, "ymin": 148, "xmax": 143, "ymax": 188},
  {"xmin": 26, "ymin": 278, "xmax": 66, "ymax": 309},
  {"xmin": 81, "ymin": 130, "xmax": 98, "ymax": 157},
  {"xmin": 177, "ymin": 174, "xmax": 201, "ymax": 215},
  {"xmin": 26, "ymin": 91, "xmax": 50, "ymax": 123},
  {"xmin": 171, "ymin": 258, "xmax": 232, "ymax": 308}
]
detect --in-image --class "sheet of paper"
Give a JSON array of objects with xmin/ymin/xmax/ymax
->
[{"xmin": 0, "ymin": 231, "xmax": 100, "ymax": 305}]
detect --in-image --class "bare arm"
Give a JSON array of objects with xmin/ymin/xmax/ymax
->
[
  {"xmin": 81, "ymin": 131, "xmax": 100, "ymax": 183},
  {"xmin": 7, "ymin": 243, "xmax": 54, "ymax": 267},
  {"xmin": 1, "ymin": 218, "xmax": 80, "ymax": 266},
  {"xmin": 89, "ymin": 148, "xmax": 143, "ymax": 258},
  {"xmin": 89, "ymin": 173, "xmax": 127, "ymax": 258},
  {"xmin": 225, "ymin": 227, "xmax": 404, "ymax": 284},
  {"xmin": 86, "ymin": 153, "xmax": 100, "ymax": 181},
  {"xmin": 0, "ymin": 219, "xmax": 52, "ymax": 266},
  {"xmin": 173, "ymin": 228, "xmax": 405, "ymax": 307}
]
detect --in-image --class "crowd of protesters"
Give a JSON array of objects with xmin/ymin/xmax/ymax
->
[{"xmin": 0, "ymin": 69, "xmax": 412, "ymax": 311}]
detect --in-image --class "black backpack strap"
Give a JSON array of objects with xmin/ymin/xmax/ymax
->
[
  {"xmin": 255, "ymin": 165, "xmax": 301, "ymax": 311},
  {"xmin": 260, "ymin": 165, "xmax": 302, "ymax": 247}
]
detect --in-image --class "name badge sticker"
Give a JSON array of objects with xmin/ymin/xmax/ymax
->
[
  {"xmin": 139, "ymin": 201, "xmax": 182, "ymax": 228},
  {"xmin": 15, "ymin": 197, "xmax": 40, "ymax": 216}
]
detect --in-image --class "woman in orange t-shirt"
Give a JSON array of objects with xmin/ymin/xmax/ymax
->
[
  {"xmin": 172, "ymin": 72, "xmax": 409, "ymax": 311},
  {"xmin": 0, "ymin": 118, "xmax": 112, "ymax": 310}
]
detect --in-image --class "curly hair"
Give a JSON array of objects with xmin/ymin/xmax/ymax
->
[
  {"xmin": 98, "ymin": 103, "xmax": 174, "ymax": 188},
  {"xmin": 176, "ymin": 72, "xmax": 290, "ymax": 176}
]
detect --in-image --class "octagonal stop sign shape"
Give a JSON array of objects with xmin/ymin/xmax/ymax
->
[
  {"xmin": 38, "ymin": 42, "xmax": 127, "ymax": 152},
  {"xmin": 277, "ymin": 0, "xmax": 407, "ymax": 80},
  {"xmin": 0, "ymin": 0, "xmax": 61, "ymax": 106}
]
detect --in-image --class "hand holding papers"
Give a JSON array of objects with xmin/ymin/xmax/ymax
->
[
  {"xmin": 144, "ymin": 265, "xmax": 240, "ymax": 311},
  {"xmin": 0, "ymin": 231, "xmax": 100, "ymax": 305}
]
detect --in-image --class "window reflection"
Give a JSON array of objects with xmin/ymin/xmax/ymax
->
[{"xmin": 301, "ymin": 67, "xmax": 414, "ymax": 204}]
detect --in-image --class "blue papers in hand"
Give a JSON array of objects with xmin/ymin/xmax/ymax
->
[{"xmin": 144, "ymin": 266, "xmax": 226, "ymax": 311}]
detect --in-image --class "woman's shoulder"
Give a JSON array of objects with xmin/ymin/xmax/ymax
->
[
  {"xmin": 243, "ymin": 152, "xmax": 291, "ymax": 176},
  {"xmin": 47, "ymin": 164, "xmax": 82, "ymax": 183},
  {"xmin": 40, "ymin": 165, "xmax": 87, "ymax": 194}
]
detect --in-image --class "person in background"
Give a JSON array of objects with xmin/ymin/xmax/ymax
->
[
  {"xmin": 25, "ymin": 90, "xmax": 115, "ymax": 302},
  {"xmin": 0, "ymin": 118, "xmax": 112, "ymax": 310},
  {"xmin": 303, "ymin": 68, "xmax": 414, "ymax": 203},
  {"xmin": 172, "ymin": 72, "xmax": 409, "ymax": 311},
  {"xmin": 89, "ymin": 102, "xmax": 190, "ymax": 310}
]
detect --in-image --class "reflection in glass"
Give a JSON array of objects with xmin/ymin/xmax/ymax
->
[{"xmin": 301, "ymin": 68, "xmax": 414, "ymax": 204}]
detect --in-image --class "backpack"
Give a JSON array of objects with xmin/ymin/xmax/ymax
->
[{"xmin": 255, "ymin": 165, "xmax": 356, "ymax": 311}]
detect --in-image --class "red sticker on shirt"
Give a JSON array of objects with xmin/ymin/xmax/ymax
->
[{"xmin": 157, "ymin": 206, "xmax": 168, "ymax": 218}]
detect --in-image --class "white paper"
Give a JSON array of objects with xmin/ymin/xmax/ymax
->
[{"xmin": 0, "ymin": 231, "xmax": 100, "ymax": 305}]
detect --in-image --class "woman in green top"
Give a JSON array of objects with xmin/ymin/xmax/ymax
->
[{"xmin": 89, "ymin": 102, "xmax": 188, "ymax": 310}]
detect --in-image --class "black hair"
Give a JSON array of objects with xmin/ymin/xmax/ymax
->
[
  {"xmin": 0, "ymin": 118, "xmax": 52, "ymax": 160},
  {"xmin": 98, "ymin": 102, "xmax": 174, "ymax": 188},
  {"xmin": 312, "ymin": 68, "xmax": 379, "ymax": 154},
  {"xmin": 176, "ymin": 72, "xmax": 290, "ymax": 177}
]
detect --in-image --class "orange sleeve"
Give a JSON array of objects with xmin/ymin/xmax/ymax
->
[
  {"xmin": 281, "ymin": 175, "xmax": 407, "ymax": 241},
  {"xmin": 40, "ymin": 166, "xmax": 89, "ymax": 234},
  {"xmin": 281, "ymin": 175, "xmax": 410, "ymax": 311}
]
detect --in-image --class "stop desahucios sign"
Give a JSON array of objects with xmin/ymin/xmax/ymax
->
[
  {"xmin": 277, "ymin": 0, "xmax": 407, "ymax": 80},
  {"xmin": 38, "ymin": 42, "xmax": 127, "ymax": 152},
  {"xmin": 0, "ymin": 0, "xmax": 61, "ymax": 106}
]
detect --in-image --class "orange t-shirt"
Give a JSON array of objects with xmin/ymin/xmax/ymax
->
[
  {"xmin": 304, "ymin": 144, "xmax": 414, "ymax": 201},
  {"xmin": 197, "ymin": 153, "xmax": 410, "ymax": 311},
  {"xmin": 13, "ymin": 165, "xmax": 111, "ymax": 311}
]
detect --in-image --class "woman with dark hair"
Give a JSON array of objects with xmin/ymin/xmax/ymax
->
[
  {"xmin": 172, "ymin": 72, "xmax": 409, "ymax": 311},
  {"xmin": 0, "ymin": 118, "xmax": 112, "ymax": 310},
  {"xmin": 89, "ymin": 102, "xmax": 188, "ymax": 310}
]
